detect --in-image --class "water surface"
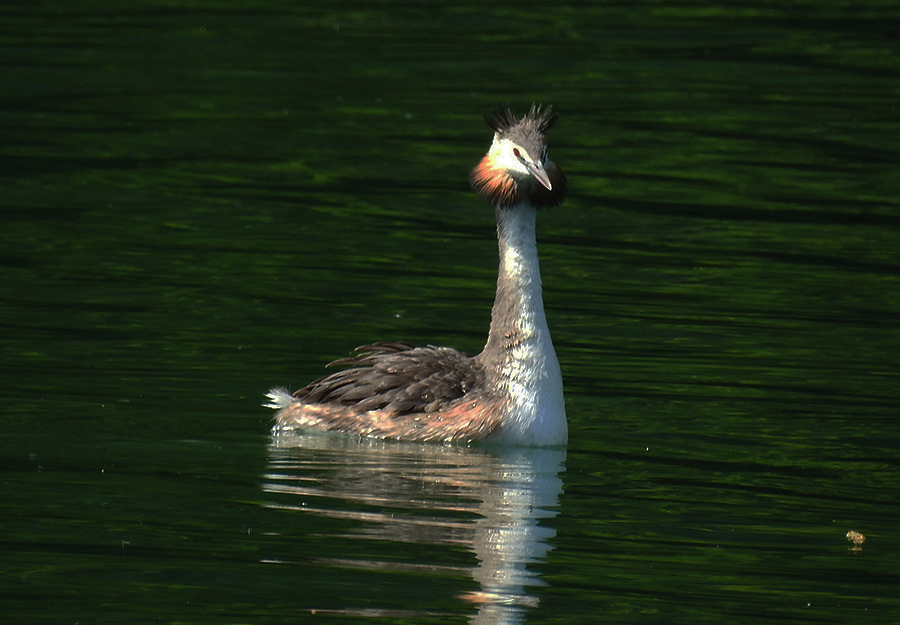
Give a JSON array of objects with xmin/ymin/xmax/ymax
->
[{"xmin": 2, "ymin": 2, "xmax": 899, "ymax": 623}]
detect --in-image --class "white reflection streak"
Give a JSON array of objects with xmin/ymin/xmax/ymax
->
[{"xmin": 262, "ymin": 434, "xmax": 565, "ymax": 625}]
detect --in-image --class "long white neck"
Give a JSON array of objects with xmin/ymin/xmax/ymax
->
[{"xmin": 479, "ymin": 202, "xmax": 567, "ymax": 445}]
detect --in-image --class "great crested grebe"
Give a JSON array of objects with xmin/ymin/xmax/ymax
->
[{"xmin": 266, "ymin": 105, "xmax": 568, "ymax": 445}]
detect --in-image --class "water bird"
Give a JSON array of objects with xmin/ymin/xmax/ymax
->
[{"xmin": 266, "ymin": 105, "xmax": 568, "ymax": 445}]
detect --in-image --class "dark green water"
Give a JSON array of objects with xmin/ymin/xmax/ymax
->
[{"xmin": 2, "ymin": 2, "xmax": 899, "ymax": 623}]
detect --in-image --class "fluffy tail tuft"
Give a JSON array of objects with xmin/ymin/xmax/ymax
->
[{"xmin": 263, "ymin": 388, "xmax": 295, "ymax": 410}]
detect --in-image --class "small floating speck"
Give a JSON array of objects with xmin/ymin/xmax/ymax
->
[{"xmin": 846, "ymin": 529, "xmax": 865, "ymax": 553}]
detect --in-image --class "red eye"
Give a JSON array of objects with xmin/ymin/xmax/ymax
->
[{"xmin": 513, "ymin": 147, "xmax": 521, "ymax": 158}]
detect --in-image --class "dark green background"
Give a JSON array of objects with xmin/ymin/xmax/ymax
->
[{"xmin": 2, "ymin": 1, "xmax": 898, "ymax": 623}]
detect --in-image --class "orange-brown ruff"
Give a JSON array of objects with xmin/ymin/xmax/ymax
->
[{"xmin": 267, "ymin": 105, "xmax": 568, "ymax": 445}]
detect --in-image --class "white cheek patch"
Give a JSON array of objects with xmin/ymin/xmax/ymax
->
[{"xmin": 489, "ymin": 138, "xmax": 534, "ymax": 177}]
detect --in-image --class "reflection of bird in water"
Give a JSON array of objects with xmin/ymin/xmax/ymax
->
[
  {"xmin": 263, "ymin": 435, "xmax": 565, "ymax": 623},
  {"xmin": 267, "ymin": 105, "xmax": 568, "ymax": 445}
]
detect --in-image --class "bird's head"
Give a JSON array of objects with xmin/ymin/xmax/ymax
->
[{"xmin": 470, "ymin": 104, "xmax": 567, "ymax": 209}]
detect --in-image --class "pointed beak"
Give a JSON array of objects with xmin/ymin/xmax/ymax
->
[{"xmin": 526, "ymin": 161, "xmax": 553, "ymax": 191}]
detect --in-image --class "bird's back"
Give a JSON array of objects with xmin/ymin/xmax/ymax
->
[{"xmin": 269, "ymin": 342, "xmax": 505, "ymax": 442}]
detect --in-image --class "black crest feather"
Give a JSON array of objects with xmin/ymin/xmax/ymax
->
[{"xmin": 484, "ymin": 104, "xmax": 558, "ymax": 136}]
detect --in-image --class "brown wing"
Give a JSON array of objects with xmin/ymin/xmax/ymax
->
[{"xmin": 292, "ymin": 342, "xmax": 485, "ymax": 416}]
